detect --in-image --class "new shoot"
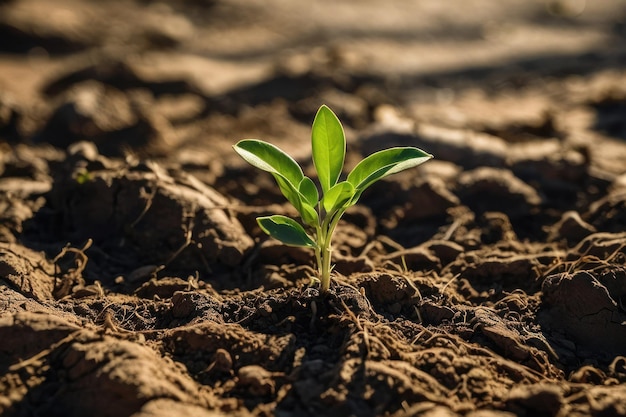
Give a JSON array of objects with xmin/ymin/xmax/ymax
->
[{"xmin": 234, "ymin": 105, "xmax": 432, "ymax": 293}]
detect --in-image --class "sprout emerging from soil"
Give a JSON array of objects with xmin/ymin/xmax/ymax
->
[{"xmin": 234, "ymin": 105, "xmax": 432, "ymax": 292}]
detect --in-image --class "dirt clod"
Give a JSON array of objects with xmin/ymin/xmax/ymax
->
[{"xmin": 1, "ymin": 1, "xmax": 626, "ymax": 416}]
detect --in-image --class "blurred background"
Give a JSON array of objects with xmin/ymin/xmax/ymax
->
[{"xmin": 0, "ymin": 0, "xmax": 625, "ymax": 164}]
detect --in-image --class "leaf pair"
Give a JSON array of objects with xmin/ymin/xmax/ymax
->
[{"xmin": 234, "ymin": 104, "xmax": 432, "ymax": 290}]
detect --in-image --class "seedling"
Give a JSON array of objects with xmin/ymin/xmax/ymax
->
[{"xmin": 234, "ymin": 105, "xmax": 432, "ymax": 292}]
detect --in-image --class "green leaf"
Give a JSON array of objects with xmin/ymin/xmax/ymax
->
[
  {"xmin": 275, "ymin": 175, "xmax": 305, "ymax": 212},
  {"xmin": 235, "ymin": 139, "xmax": 314, "ymax": 221},
  {"xmin": 322, "ymin": 181, "xmax": 355, "ymax": 213},
  {"xmin": 311, "ymin": 105, "xmax": 346, "ymax": 193},
  {"xmin": 298, "ymin": 177, "xmax": 319, "ymax": 207},
  {"xmin": 299, "ymin": 202, "xmax": 319, "ymax": 227},
  {"xmin": 233, "ymin": 139, "xmax": 304, "ymax": 189},
  {"xmin": 257, "ymin": 215, "xmax": 317, "ymax": 248},
  {"xmin": 347, "ymin": 147, "xmax": 432, "ymax": 201},
  {"xmin": 273, "ymin": 176, "xmax": 318, "ymax": 226}
]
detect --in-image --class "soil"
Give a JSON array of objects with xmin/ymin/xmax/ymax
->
[{"xmin": 1, "ymin": 0, "xmax": 626, "ymax": 416}]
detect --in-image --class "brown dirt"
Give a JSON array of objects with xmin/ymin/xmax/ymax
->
[{"xmin": 2, "ymin": 0, "xmax": 626, "ymax": 416}]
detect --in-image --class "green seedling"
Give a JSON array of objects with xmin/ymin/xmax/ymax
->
[{"xmin": 233, "ymin": 105, "xmax": 432, "ymax": 293}]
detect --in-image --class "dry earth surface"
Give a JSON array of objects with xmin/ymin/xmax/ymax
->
[{"xmin": 1, "ymin": 0, "xmax": 626, "ymax": 416}]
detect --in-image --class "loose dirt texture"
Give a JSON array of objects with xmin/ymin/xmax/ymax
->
[{"xmin": 1, "ymin": 0, "xmax": 626, "ymax": 416}]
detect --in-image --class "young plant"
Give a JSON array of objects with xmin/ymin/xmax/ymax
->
[{"xmin": 233, "ymin": 105, "xmax": 432, "ymax": 293}]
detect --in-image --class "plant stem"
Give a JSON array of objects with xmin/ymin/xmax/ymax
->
[
  {"xmin": 317, "ymin": 209, "xmax": 345, "ymax": 293},
  {"xmin": 314, "ymin": 225, "xmax": 322, "ymax": 274},
  {"xmin": 320, "ymin": 243, "xmax": 332, "ymax": 292}
]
